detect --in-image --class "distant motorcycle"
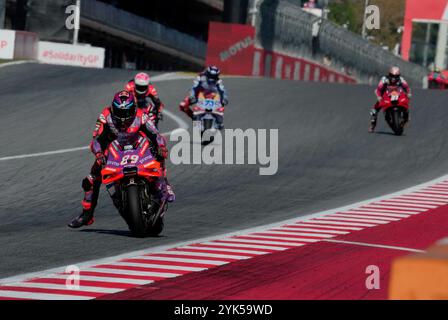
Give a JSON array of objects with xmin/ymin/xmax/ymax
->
[
  {"xmin": 428, "ymin": 72, "xmax": 448, "ymax": 90},
  {"xmin": 191, "ymin": 90, "xmax": 224, "ymax": 144},
  {"xmin": 379, "ymin": 86, "xmax": 410, "ymax": 136},
  {"xmin": 101, "ymin": 134, "xmax": 167, "ymax": 237}
]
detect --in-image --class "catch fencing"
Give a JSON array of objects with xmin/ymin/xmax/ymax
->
[{"xmin": 251, "ymin": 0, "xmax": 427, "ymax": 87}]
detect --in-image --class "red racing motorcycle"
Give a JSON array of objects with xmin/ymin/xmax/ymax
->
[
  {"xmin": 379, "ymin": 86, "xmax": 410, "ymax": 136},
  {"xmin": 101, "ymin": 134, "xmax": 167, "ymax": 237}
]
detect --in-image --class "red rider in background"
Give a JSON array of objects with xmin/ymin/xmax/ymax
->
[
  {"xmin": 126, "ymin": 72, "xmax": 165, "ymax": 126},
  {"xmin": 179, "ymin": 65, "xmax": 229, "ymax": 130},
  {"xmin": 369, "ymin": 66, "xmax": 412, "ymax": 133},
  {"xmin": 303, "ymin": 0, "xmax": 317, "ymax": 8},
  {"xmin": 68, "ymin": 91, "xmax": 175, "ymax": 229},
  {"xmin": 428, "ymin": 67, "xmax": 447, "ymax": 89}
]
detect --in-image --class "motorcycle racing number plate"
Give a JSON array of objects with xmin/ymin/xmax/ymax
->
[
  {"xmin": 391, "ymin": 91, "xmax": 399, "ymax": 101},
  {"xmin": 198, "ymin": 99, "xmax": 220, "ymax": 110}
]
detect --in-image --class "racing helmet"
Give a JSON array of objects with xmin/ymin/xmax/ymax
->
[
  {"xmin": 205, "ymin": 65, "xmax": 221, "ymax": 85},
  {"xmin": 134, "ymin": 72, "xmax": 151, "ymax": 96},
  {"xmin": 111, "ymin": 90, "xmax": 136, "ymax": 131},
  {"xmin": 388, "ymin": 66, "xmax": 401, "ymax": 85}
]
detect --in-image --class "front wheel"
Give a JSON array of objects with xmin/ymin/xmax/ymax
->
[
  {"xmin": 201, "ymin": 119, "xmax": 215, "ymax": 145},
  {"xmin": 387, "ymin": 109, "xmax": 405, "ymax": 136},
  {"xmin": 126, "ymin": 184, "xmax": 148, "ymax": 237}
]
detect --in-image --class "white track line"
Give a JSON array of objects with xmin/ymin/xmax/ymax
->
[
  {"xmin": 0, "ymin": 60, "xmax": 36, "ymax": 69},
  {"xmin": 0, "ymin": 74, "xmax": 189, "ymax": 162},
  {"xmin": 323, "ymin": 239, "xmax": 426, "ymax": 253},
  {"xmin": 0, "ymin": 111, "xmax": 187, "ymax": 162}
]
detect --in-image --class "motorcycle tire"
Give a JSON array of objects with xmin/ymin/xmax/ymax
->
[{"xmin": 126, "ymin": 184, "xmax": 148, "ymax": 237}]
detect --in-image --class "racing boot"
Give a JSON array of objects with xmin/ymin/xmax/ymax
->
[
  {"xmin": 166, "ymin": 182, "xmax": 176, "ymax": 203},
  {"xmin": 403, "ymin": 110, "xmax": 410, "ymax": 127},
  {"xmin": 68, "ymin": 209, "xmax": 95, "ymax": 229},
  {"xmin": 369, "ymin": 110, "xmax": 378, "ymax": 133},
  {"xmin": 68, "ymin": 174, "xmax": 100, "ymax": 228},
  {"xmin": 369, "ymin": 119, "xmax": 376, "ymax": 133}
]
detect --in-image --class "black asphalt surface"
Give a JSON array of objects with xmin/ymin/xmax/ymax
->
[{"xmin": 1, "ymin": 63, "xmax": 448, "ymax": 278}]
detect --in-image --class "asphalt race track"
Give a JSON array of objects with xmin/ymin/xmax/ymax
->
[{"xmin": 1, "ymin": 63, "xmax": 448, "ymax": 279}]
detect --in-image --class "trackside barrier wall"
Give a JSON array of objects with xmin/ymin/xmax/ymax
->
[
  {"xmin": 38, "ymin": 41, "xmax": 105, "ymax": 69},
  {"xmin": 0, "ymin": 30, "xmax": 38, "ymax": 60},
  {"xmin": 252, "ymin": 48, "xmax": 356, "ymax": 83},
  {"xmin": 81, "ymin": 0, "xmax": 207, "ymax": 60},
  {"xmin": 206, "ymin": 22, "xmax": 355, "ymax": 83},
  {"xmin": 250, "ymin": 0, "xmax": 428, "ymax": 87},
  {"xmin": 14, "ymin": 31, "xmax": 38, "ymax": 60},
  {"xmin": 0, "ymin": 29, "xmax": 15, "ymax": 59},
  {"xmin": 389, "ymin": 237, "xmax": 448, "ymax": 299}
]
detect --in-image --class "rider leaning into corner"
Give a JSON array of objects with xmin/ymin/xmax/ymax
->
[
  {"xmin": 126, "ymin": 72, "xmax": 165, "ymax": 127},
  {"xmin": 179, "ymin": 65, "xmax": 229, "ymax": 129},
  {"xmin": 369, "ymin": 66, "xmax": 412, "ymax": 133},
  {"xmin": 68, "ymin": 91, "xmax": 175, "ymax": 229}
]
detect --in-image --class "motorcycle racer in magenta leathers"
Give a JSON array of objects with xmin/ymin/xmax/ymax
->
[
  {"xmin": 68, "ymin": 91, "xmax": 175, "ymax": 229},
  {"xmin": 179, "ymin": 65, "xmax": 229, "ymax": 129},
  {"xmin": 126, "ymin": 72, "xmax": 165, "ymax": 127},
  {"xmin": 369, "ymin": 66, "xmax": 412, "ymax": 133}
]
